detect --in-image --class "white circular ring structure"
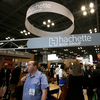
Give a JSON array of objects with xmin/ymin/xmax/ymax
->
[{"xmin": 25, "ymin": 1, "xmax": 74, "ymax": 37}]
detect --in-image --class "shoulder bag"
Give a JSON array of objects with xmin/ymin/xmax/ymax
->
[{"xmin": 58, "ymin": 75, "xmax": 69, "ymax": 100}]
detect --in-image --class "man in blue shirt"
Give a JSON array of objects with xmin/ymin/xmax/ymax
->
[{"xmin": 21, "ymin": 60, "xmax": 49, "ymax": 100}]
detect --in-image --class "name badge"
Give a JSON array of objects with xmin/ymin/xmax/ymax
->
[{"xmin": 29, "ymin": 85, "xmax": 35, "ymax": 96}]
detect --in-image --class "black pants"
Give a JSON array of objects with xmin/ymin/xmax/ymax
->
[{"xmin": 56, "ymin": 75, "xmax": 59, "ymax": 85}]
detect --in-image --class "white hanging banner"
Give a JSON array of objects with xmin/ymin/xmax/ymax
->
[{"xmin": 25, "ymin": 1, "xmax": 74, "ymax": 37}]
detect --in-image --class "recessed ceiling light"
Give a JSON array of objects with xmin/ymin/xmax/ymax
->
[
  {"xmin": 20, "ymin": 31, "xmax": 23, "ymax": 34},
  {"xmin": 28, "ymin": 32, "xmax": 30, "ymax": 34},
  {"xmin": 64, "ymin": 49, "xmax": 68, "ymax": 51},
  {"xmin": 81, "ymin": 6, "xmax": 85, "ymax": 11},
  {"xmin": 43, "ymin": 21, "xmax": 46, "ymax": 25},
  {"xmin": 0, "ymin": 42, "xmax": 4, "ymax": 45},
  {"xmin": 90, "ymin": 9, "xmax": 95, "ymax": 13},
  {"xmin": 89, "ymin": 29, "xmax": 92, "ymax": 32},
  {"xmin": 94, "ymin": 28, "xmax": 97, "ymax": 31},
  {"xmin": 6, "ymin": 38, "xmax": 8, "ymax": 40},
  {"xmin": 33, "ymin": 50, "xmax": 37, "ymax": 52},
  {"xmin": 95, "ymin": 48, "xmax": 97, "ymax": 50},
  {"xmin": 89, "ymin": 3, "xmax": 94, "ymax": 8},
  {"xmin": 95, "ymin": 30, "xmax": 97, "ymax": 33},
  {"xmin": 78, "ymin": 47, "xmax": 80, "ymax": 49},
  {"xmin": 51, "ymin": 23, "xmax": 54, "ymax": 26},
  {"xmin": 80, "ymin": 47, "xmax": 82, "ymax": 49},
  {"xmin": 83, "ymin": 11, "xmax": 87, "ymax": 15},
  {"xmin": 12, "ymin": 38, "xmax": 15, "ymax": 40},
  {"xmin": 48, "ymin": 19, "xmax": 51, "ymax": 23},
  {"xmin": 23, "ymin": 30, "xmax": 26, "ymax": 33},
  {"xmin": 94, "ymin": 46, "xmax": 96, "ymax": 47},
  {"xmin": 25, "ymin": 33, "xmax": 27, "ymax": 35},
  {"xmin": 47, "ymin": 24, "xmax": 50, "ymax": 27}
]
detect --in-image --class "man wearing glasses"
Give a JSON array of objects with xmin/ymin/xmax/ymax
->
[{"xmin": 21, "ymin": 60, "xmax": 49, "ymax": 100}]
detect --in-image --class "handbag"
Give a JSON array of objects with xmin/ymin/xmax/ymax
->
[
  {"xmin": 0, "ymin": 85, "xmax": 7, "ymax": 97},
  {"xmin": 92, "ymin": 91, "xmax": 96, "ymax": 100},
  {"xmin": 58, "ymin": 75, "xmax": 69, "ymax": 100}
]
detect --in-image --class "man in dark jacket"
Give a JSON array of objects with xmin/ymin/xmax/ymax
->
[
  {"xmin": 1, "ymin": 63, "xmax": 11, "ymax": 88},
  {"xmin": 10, "ymin": 64, "xmax": 21, "ymax": 100},
  {"xmin": 92, "ymin": 62, "xmax": 100, "ymax": 100},
  {"xmin": 10, "ymin": 64, "xmax": 21, "ymax": 85}
]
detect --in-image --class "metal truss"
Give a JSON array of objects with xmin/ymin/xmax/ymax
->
[{"xmin": 0, "ymin": 38, "xmax": 30, "ymax": 50}]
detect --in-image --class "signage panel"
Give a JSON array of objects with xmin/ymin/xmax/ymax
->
[
  {"xmin": 27, "ymin": 33, "xmax": 100, "ymax": 48},
  {"xmin": 0, "ymin": 50, "xmax": 32, "ymax": 58}
]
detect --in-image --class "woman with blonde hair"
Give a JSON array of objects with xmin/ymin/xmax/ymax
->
[{"xmin": 66, "ymin": 61, "xmax": 87, "ymax": 100}]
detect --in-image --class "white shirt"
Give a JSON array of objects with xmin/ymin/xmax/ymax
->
[
  {"xmin": 59, "ymin": 69, "xmax": 67, "ymax": 79},
  {"xmin": 55, "ymin": 67, "xmax": 60, "ymax": 75}
]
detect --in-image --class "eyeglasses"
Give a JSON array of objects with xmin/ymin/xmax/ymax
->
[{"xmin": 27, "ymin": 64, "xmax": 32, "ymax": 67}]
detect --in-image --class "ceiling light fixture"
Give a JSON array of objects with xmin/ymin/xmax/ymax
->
[
  {"xmin": 0, "ymin": 42, "xmax": 4, "ymax": 45},
  {"xmin": 89, "ymin": 3, "xmax": 94, "ymax": 8},
  {"xmin": 48, "ymin": 19, "xmax": 51, "ymax": 23},
  {"xmin": 81, "ymin": 6, "xmax": 86, "ymax": 11},
  {"xmin": 25, "ymin": 33, "xmax": 27, "ymax": 35},
  {"xmin": 83, "ymin": 11, "xmax": 87, "ymax": 15},
  {"xmin": 43, "ymin": 21, "xmax": 46, "ymax": 25},
  {"xmin": 20, "ymin": 30, "xmax": 31, "ymax": 35},
  {"xmin": 90, "ymin": 9, "xmax": 95, "ymax": 13},
  {"xmin": 64, "ymin": 49, "xmax": 68, "ymax": 51},
  {"xmin": 51, "ymin": 23, "xmax": 54, "ymax": 26},
  {"xmin": 20, "ymin": 31, "xmax": 23, "ymax": 34},
  {"xmin": 28, "ymin": 32, "xmax": 30, "ymax": 34},
  {"xmin": 47, "ymin": 24, "xmax": 50, "ymax": 27},
  {"xmin": 23, "ymin": 30, "xmax": 26, "ymax": 33}
]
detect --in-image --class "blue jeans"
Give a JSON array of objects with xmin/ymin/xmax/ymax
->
[
  {"xmin": 97, "ymin": 87, "xmax": 100, "ymax": 100},
  {"xmin": 59, "ymin": 79, "xmax": 66, "ymax": 90}
]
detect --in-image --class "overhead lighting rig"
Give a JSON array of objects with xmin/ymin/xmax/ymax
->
[
  {"xmin": 20, "ymin": 30, "xmax": 30, "ymax": 35},
  {"xmin": 43, "ymin": 19, "xmax": 55, "ymax": 28},
  {"xmin": 81, "ymin": 2, "xmax": 95, "ymax": 16}
]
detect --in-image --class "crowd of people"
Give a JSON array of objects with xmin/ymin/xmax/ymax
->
[
  {"xmin": 0, "ymin": 60, "xmax": 100, "ymax": 100},
  {"xmin": 48, "ymin": 61, "xmax": 100, "ymax": 100}
]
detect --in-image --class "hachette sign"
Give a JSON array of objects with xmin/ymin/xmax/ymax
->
[
  {"xmin": 27, "ymin": 33, "xmax": 100, "ymax": 49},
  {"xmin": 49, "ymin": 35, "xmax": 91, "ymax": 47}
]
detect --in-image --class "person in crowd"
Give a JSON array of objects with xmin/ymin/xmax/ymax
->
[
  {"xmin": 1, "ymin": 63, "xmax": 11, "ymax": 88},
  {"xmin": 0, "ymin": 68, "xmax": 3, "ymax": 88},
  {"xmin": 21, "ymin": 65, "xmax": 25, "ymax": 73},
  {"xmin": 55, "ymin": 65, "xmax": 60, "ymax": 85},
  {"xmin": 21, "ymin": 60, "xmax": 49, "ymax": 100},
  {"xmin": 59, "ymin": 64, "xmax": 67, "ymax": 89},
  {"xmin": 90, "ymin": 66, "xmax": 94, "ymax": 75},
  {"xmin": 10, "ymin": 63, "xmax": 21, "ymax": 99},
  {"xmin": 10, "ymin": 63, "xmax": 21, "ymax": 85},
  {"xmin": 50, "ymin": 66, "xmax": 55, "ymax": 84},
  {"xmin": 85, "ymin": 65, "xmax": 93, "ymax": 100},
  {"xmin": 91, "ymin": 62, "xmax": 100, "ymax": 100},
  {"xmin": 68, "ymin": 65, "xmax": 72, "ymax": 75},
  {"xmin": 66, "ymin": 61, "xmax": 87, "ymax": 100},
  {"xmin": 38, "ymin": 65, "xmax": 45, "ymax": 72},
  {"xmin": 80, "ymin": 63, "xmax": 85, "ymax": 76}
]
